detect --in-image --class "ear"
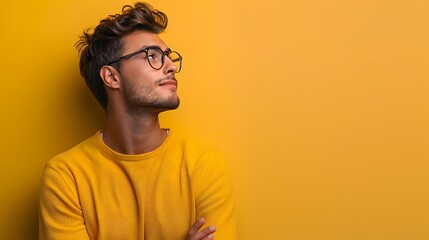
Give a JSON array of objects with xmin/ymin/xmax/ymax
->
[{"xmin": 100, "ymin": 65, "xmax": 120, "ymax": 89}]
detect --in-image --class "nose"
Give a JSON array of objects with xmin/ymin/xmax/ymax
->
[{"xmin": 163, "ymin": 56, "xmax": 178, "ymax": 74}]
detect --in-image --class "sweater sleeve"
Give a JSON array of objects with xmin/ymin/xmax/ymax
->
[
  {"xmin": 194, "ymin": 151, "xmax": 238, "ymax": 240},
  {"xmin": 39, "ymin": 164, "xmax": 90, "ymax": 240}
]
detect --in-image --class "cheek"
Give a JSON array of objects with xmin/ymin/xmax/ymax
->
[{"xmin": 121, "ymin": 64, "xmax": 156, "ymax": 85}]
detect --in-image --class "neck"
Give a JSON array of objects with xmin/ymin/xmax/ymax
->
[{"xmin": 102, "ymin": 109, "xmax": 168, "ymax": 155}]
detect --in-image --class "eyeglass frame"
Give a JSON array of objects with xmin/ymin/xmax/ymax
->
[{"xmin": 107, "ymin": 46, "xmax": 183, "ymax": 72}]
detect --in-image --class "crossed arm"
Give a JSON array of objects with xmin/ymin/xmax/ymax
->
[
  {"xmin": 186, "ymin": 218, "xmax": 216, "ymax": 240},
  {"xmin": 39, "ymin": 151, "xmax": 236, "ymax": 240}
]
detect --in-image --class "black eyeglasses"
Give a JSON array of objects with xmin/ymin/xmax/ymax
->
[{"xmin": 107, "ymin": 46, "xmax": 182, "ymax": 72}]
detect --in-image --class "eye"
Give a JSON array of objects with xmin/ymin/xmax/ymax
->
[
  {"xmin": 146, "ymin": 49, "xmax": 162, "ymax": 61},
  {"xmin": 147, "ymin": 53, "xmax": 156, "ymax": 60}
]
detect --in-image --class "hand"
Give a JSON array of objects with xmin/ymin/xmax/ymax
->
[{"xmin": 186, "ymin": 217, "xmax": 216, "ymax": 240}]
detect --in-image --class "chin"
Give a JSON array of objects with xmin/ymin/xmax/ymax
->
[{"xmin": 151, "ymin": 97, "xmax": 180, "ymax": 111}]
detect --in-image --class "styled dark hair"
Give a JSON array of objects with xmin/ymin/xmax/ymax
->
[{"xmin": 75, "ymin": 2, "xmax": 168, "ymax": 109}]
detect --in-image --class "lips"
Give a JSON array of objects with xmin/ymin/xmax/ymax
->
[{"xmin": 159, "ymin": 79, "xmax": 178, "ymax": 87}]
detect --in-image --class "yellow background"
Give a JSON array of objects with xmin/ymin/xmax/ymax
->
[{"xmin": 0, "ymin": 0, "xmax": 428, "ymax": 239}]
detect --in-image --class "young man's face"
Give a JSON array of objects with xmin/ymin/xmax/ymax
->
[{"xmin": 116, "ymin": 30, "xmax": 180, "ymax": 111}]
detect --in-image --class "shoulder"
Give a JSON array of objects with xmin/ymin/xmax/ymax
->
[
  {"xmin": 41, "ymin": 132, "xmax": 101, "ymax": 191},
  {"xmin": 169, "ymin": 130, "xmax": 222, "ymax": 159},
  {"xmin": 46, "ymin": 132, "xmax": 100, "ymax": 172},
  {"xmin": 168, "ymin": 130, "xmax": 228, "ymax": 173}
]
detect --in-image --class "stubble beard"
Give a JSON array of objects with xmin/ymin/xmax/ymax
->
[{"xmin": 123, "ymin": 76, "xmax": 180, "ymax": 113}]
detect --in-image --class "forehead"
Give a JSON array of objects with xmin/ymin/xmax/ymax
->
[{"xmin": 121, "ymin": 30, "xmax": 168, "ymax": 52}]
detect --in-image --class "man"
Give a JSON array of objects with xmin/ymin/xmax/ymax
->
[{"xmin": 39, "ymin": 2, "xmax": 237, "ymax": 240}]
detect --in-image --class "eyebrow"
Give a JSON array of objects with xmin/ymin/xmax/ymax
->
[{"xmin": 136, "ymin": 45, "xmax": 172, "ymax": 53}]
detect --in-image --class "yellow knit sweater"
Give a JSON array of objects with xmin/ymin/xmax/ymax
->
[{"xmin": 39, "ymin": 130, "xmax": 237, "ymax": 240}]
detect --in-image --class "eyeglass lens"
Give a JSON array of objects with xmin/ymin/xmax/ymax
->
[{"xmin": 147, "ymin": 48, "xmax": 182, "ymax": 72}]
